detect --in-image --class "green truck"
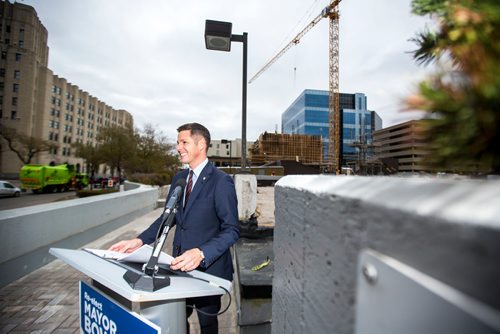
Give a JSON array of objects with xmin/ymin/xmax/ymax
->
[{"xmin": 19, "ymin": 164, "xmax": 89, "ymax": 193}]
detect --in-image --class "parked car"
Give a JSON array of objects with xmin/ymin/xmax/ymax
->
[{"xmin": 0, "ymin": 180, "xmax": 22, "ymax": 197}]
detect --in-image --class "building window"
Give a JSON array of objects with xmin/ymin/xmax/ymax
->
[
  {"xmin": 18, "ymin": 40, "xmax": 24, "ymax": 48},
  {"xmin": 1, "ymin": 51, "xmax": 6, "ymax": 59},
  {"xmin": 0, "ymin": 68, "xmax": 5, "ymax": 77},
  {"xmin": 11, "ymin": 110, "xmax": 16, "ymax": 119},
  {"xmin": 14, "ymin": 70, "xmax": 20, "ymax": 79},
  {"xmin": 15, "ymin": 53, "xmax": 21, "ymax": 62},
  {"xmin": 13, "ymin": 83, "xmax": 19, "ymax": 93},
  {"xmin": 12, "ymin": 97, "xmax": 17, "ymax": 106}
]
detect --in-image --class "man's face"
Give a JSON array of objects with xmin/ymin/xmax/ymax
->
[{"xmin": 177, "ymin": 130, "xmax": 206, "ymax": 168}]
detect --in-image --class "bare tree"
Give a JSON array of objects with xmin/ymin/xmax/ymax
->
[
  {"xmin": 72, "ymin": 142, "xmax": 104, "ymax": 179},
  {"xmin": 0, "ymin": 125, "xmax": 55, "ymax": 164},
  {"xmin": 97, "ymin": 125, "xmax": 136, "ymax": 181}
]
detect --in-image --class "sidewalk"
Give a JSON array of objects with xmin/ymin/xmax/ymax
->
[{"xmin": 0, "ymin": 208, "xmax": 237, "ymax": 334}]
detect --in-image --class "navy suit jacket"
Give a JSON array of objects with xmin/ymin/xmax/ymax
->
[{"xmin": 138, "ymin": 162, "xmax": 240, "ymax": 281}]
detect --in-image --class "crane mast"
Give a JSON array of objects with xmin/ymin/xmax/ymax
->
[
  {"xmin": 328, "ymin": 8, "xmax": 341, "ymax": 174},
  {"xmin": 249, "ymin": 0, "xmax": 342, "ymax": 174}
]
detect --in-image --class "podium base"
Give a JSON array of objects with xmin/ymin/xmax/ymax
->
[{"xmin": 123, "ymin": 270, "xmax": 171, "ymax": 292}]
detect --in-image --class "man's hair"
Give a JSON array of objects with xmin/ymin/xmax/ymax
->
[{"xmin": 177, "ymin": 123, "xmax": 211, "ymax": 151}]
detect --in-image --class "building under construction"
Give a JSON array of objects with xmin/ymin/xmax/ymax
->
[{"xmin": 250, "ymin": 132, "xmax": 322, "ymax": 165}]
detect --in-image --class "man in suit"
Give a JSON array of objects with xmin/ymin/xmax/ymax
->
[{"xmin": 110, "ymin": 122, "xmax": 240, "ymax": 334}]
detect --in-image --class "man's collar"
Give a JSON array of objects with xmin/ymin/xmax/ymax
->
[{"xmin": 190, "ymin": 158, "xmax": 209, "ymax": 177}]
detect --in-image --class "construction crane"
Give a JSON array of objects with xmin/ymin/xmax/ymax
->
[{"xmin": 249, "ymin": 0, "xmax": 342, "ymax": 174}]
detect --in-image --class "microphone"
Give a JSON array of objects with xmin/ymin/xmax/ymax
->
[
  {"xmin": 123, "ymin": 178, "xmax": 187, "ymax": 291},
  {"xmin": 165, "ymin": 178, "xmax": 186, "ymax": 214}
]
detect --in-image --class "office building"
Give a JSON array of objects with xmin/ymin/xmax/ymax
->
[
  {"xmin": 0, "ymin": 1, "xmax": 133, "ymax": 176},
  {"xmin": 282, "ymin": 89, "xmax": 382, "ymax": 166},
  {"xmin": 373, "ymin": 119, "xmax": 429, "ymax": 173},
  {"xmin": 207, "ymin": 138, "xmax": 242, "ymax": 167}
]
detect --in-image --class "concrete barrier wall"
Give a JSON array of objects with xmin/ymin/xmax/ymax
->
[
  {"xmin": 0, "ymin": 182, "xmax": 159, "ymax": 288},
  {"xmin": 272, "ymin": 175, "xmax": 500, "ymax": 334}
]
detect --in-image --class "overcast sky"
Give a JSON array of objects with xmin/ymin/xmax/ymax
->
[{"xmin": 21, "ymin": 0, "xmax": 433, "ymax": 142}]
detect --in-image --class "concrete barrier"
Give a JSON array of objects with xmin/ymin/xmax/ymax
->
[
  {"xmin": 0, "ymin": 182, "xmax": 159, "ymax": 288},
  {"xmin": 235, "ymin": 174, "xmax": 257, "ymax": 221},
  {"xmin": 272, "ymin": 175, "xmax": 500, "ymax": 334}
]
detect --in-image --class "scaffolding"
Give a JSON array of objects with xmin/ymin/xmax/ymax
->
[{"xmin": 250, "ymin": 132, "xmax": 323, "ymax": 165}]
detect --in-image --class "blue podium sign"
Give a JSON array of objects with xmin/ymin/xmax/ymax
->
[{"xmin": 79, "ymin": 281, "xmax": 160, "ymax": 334}]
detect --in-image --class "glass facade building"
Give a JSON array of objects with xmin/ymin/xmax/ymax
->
[{"xmin": 282, "ymin": 89, "xmax": 382, "ymax": 164}]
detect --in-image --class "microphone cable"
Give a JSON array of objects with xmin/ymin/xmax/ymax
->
[{"xmin": 183, "ymin": 276, "xmax": 232, "ymax": 317}]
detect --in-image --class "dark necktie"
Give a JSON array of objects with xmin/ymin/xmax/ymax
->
[{"xmin": 184, "ymin": 170, "xmax": 194, "ymax": 207}]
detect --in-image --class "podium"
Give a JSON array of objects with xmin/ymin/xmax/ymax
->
[{"xmin": 49, "ymin": 247, "xmax": 231, "ymax": 333}]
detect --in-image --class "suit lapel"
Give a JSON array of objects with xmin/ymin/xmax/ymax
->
[
  {"xmin": 176, "ymin": 169, "xmax": 189, "ymax": 215},
  {"xmin": 183, "ymin": 163, "xmax": 213, "ymax": 216}
]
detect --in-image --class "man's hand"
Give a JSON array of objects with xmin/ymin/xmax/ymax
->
[
  {"xmin": 108, "ymin": 238, "xmax": 143, "ymax": 253},
  {"xmin": 170, "ymin": 248, "xmax": 204, "ymax": 272}
]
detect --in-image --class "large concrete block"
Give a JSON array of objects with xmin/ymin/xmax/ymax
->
[{"xmin": 272, "ymin": 175, "xmax": 500, "ymax": 334}]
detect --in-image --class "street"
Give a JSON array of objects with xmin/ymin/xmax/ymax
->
[{"xmin": 0, "ymin": 180, "xmax": 77, "ymax": 210}]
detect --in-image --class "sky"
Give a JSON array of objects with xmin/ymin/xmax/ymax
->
[{"xmin": 21, "ymin": 0, "xmax": 434, "ymax": 143}]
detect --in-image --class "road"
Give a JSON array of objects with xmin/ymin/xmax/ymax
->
[{"xmin": 0, "ymin": 180, "xmax": 77, "ymax": 210}]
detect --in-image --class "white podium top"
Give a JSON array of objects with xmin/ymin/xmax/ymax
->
[{"xmin": 49, "ymin": 247, "xmax": 231, "ymax": 303}]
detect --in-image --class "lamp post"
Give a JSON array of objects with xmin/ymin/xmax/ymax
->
[{"xmin": 204, "ymin": 20, "xmax": 248, "ymax": 170}]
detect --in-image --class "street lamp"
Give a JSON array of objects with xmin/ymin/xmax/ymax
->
[{"xmin": 204, "ymin": 19, "xmax": 248, "ymax": 170}]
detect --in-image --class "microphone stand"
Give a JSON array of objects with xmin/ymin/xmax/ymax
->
[{"xmin": 123, "ymin": 205, "xmax": 178, "ymax": 292}]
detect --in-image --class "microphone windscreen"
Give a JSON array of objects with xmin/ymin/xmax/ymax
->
[{"xmin": 176, "ymin": 178, "xmax": 187, "ymax": 188}]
